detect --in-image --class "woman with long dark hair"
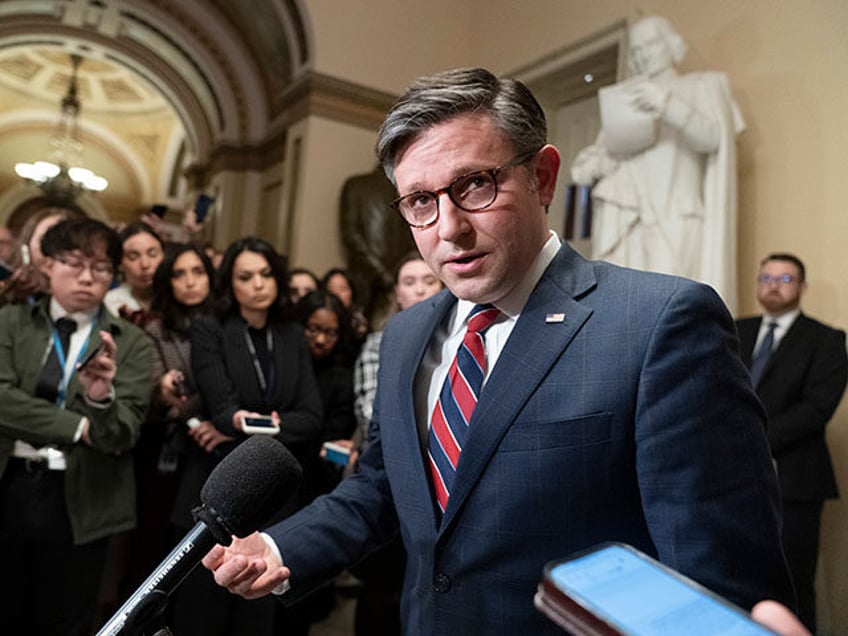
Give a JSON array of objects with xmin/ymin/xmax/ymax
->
[
  {"xmin": 109, "ymin": 244, "xmax": 220, "ymax": 629},
  {"xmin": 186, "ymin": 237, "xmax": 322, "ymax": 636}
]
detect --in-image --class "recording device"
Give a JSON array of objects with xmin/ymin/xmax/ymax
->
[
  {"xmin": 194, "ymin": 193, "xmax": 215, "ymax": 223},
  {"xmin": 322, "ymin": 441, "xmax": 352, "ymax": 466},
  {"xmin": 76, "ymin": 343, "xmax": 106, "ymax": 372},
  {"xmin": 20, "ymin": 244, "xmax": 31, "ymax": 266},
  {"xmin": 240, "ymin": 414, "xmax": 280, "ymax": 435},
  {"xmin": 97, "ymin": 436, "xmax": 302, "ymax": 636},
  {"xmin": 534, "ymin": 542, "xmax": 777, "ymax": 635},
  {"xmin": 150, "ymin": 204, "xmax": 168, "ymax": 218}
]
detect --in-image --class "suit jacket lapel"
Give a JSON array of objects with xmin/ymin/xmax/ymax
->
[
  {"xmin": 441, "ymin": 245, "xmax": 597, "ymax": 529},
  {"xmin": 396, "ymin": 291, "xmax": 457, "ymax": 524}
]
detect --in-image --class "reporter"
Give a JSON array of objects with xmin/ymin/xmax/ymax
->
[
  {"xmin": 188, "ymin": 237, "xmax": 322, "ymax": 636},
  {"xmin": 0, "ymin": 218, "xmax": 151, "ymax": 635},
  {"xmin": 104, "ymin": 222, "xmax": 164, "ymax": 324}
]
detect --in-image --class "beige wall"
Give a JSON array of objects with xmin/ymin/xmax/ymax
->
[{"xmin": 304, "ymin": 3, "xmax": 848, "ymax": 630}]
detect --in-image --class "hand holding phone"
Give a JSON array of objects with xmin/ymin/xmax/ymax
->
[
  {"xmin": 240, "ymin": 414, "xmax": 280, "ymax": 435},
  {"xmin": 535, "ymin": 543, "xmax": 778, "ymax": 635},
  {"xmin": 322, "ymin": 441, "xmax": 352, "ymax": 466},
  {"xmin": 194, "ymin": 194, "xmax": 215, "ymax": 224},
  {"xmin": 77, "ymin": 343, "xmax": 106, "ymax": 372}
]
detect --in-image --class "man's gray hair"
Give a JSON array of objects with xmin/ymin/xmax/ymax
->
[{"xmin": 376, "ymin": 68, "xmax": 547, "ymax": 184}]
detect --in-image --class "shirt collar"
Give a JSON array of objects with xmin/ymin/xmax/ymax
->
[
  {"xmin": 762, "ymin": 308, "xmax": 800, "ymax": 331},
  {"xmin": 49, "ymin": 297, "xmax": 99, "ymax": 331},
  {"xmin": 453, "ymin": 230, "xmax": 561, "ymax": 330}
]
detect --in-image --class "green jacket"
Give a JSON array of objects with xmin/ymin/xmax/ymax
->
[{"xmin": 0, "ymin": 298, "xmax": 152, "ymax": 544}]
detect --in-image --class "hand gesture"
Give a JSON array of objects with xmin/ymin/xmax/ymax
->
[
  {"xmin": 202, "ymin": 532, "xmax": 290, "ymax": 599},
  {"xmin": 76, "ymin": 330, "xmax": 117, "ymax": 402},
  {"xmin": 626, "ymin": 80, "xmax": 670, "ymax": 117}
]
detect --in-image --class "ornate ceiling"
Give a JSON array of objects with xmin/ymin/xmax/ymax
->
[{"xmin": 0, "ymin": 0, "xmax": 309, "ymax": 224}]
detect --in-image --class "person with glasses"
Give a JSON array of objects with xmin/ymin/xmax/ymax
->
[
  {"xmin": 203, "ymin": 68, "xmax": 792, "ymax": 634},
  {"xmin": 293, "ymin": 289, "xmax": 358, "ymax": 495},
  {"xmin": 736, "ymin": 253, "xmax": 848, "ymax": 632},
  {"xmin": 0, "ymin": 218, "xmax": 152, "ymax": 636}
]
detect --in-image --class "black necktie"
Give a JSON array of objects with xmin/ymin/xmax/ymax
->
[
  {"xmin": 749, "ymin": 320, "xmax": 777, "ymax": 388},
  {"xmin": 36, "ymin": 317, "xmax": 77, "ymax": 403}
]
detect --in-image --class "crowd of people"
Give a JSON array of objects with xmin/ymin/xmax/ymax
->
[
  {"xmin": 0, "ymin": 206, "xmax": 435, "ymax": 636},
  {"xmin": 0, "ymin": 63, "xmax": 839, "ymax": 636}
]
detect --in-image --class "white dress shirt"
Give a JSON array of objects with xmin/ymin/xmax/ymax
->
[{"xmin": 417, "ymin": 231, "xmax": 562, "ymax": 435}]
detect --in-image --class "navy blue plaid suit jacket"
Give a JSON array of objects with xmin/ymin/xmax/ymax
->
[{"xmin": 270, "ymin": 243, "xmax": 793, "ymax": 635}]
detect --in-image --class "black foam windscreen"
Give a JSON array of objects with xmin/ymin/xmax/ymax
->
[{"xmin": 197, "ymin": 436, "xmax": 303, "ymax": 539}]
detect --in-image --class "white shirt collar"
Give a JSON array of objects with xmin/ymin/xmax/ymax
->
[
  {"xmin": 762, "ymin": 308, "xmax": 800, "ymax": 331},
  {"xmin": 453, "ymin": 230, "xmax": 561, "ymax": 331},
  {"xmin": 49, "ymin": 297, "xmax": 99, "ymax": 330}
]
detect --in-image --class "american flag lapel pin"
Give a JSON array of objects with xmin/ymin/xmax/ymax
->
[{"xmin": 545, "ymin": 312, "xmax": 566, "ymax": 324}]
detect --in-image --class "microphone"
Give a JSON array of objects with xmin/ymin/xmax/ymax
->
[{"xmin": 97, "ymin": 435, "xmax": 303, "ymax": 636}]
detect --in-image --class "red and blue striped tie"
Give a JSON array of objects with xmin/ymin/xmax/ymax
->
[{"xmin": 429, "ymin": 304, "xmax": 501, "ymax": 514}]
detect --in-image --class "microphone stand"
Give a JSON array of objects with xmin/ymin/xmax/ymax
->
[
  {"xmin": 120, "ymin": 591, "xmax": 172, "ymax": 636},
  {"xmin": 97, "ymin": 523, "xmax": 217, "ymax": 636}
]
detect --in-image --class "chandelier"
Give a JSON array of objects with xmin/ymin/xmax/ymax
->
[{"xmin": 14, "ymin": 54, "xmax": 108, "ymax": 205}]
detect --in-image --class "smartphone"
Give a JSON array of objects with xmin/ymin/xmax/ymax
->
[
  {"xmin": 534, "ymin": 543, "xmax": 777, "ymax": 636},
  {"xmin": 240, "ymin": 414, "xmax": 280, "ymax": 435},
  {"xmin": 0, "ymin": 262, "xmax": 11, "ymax": 281},
  {"xmin": 77, "ymin": 343, "xmax": 106, "ymax": 371},
  {"xmin": 20, "ymin": 244, "xmax": 31, "ymax": 266},
  {"xmin": 150, "ymin": 204, "xmax": 168, "ymax": 218},
  {"xmin": 194, "ymin": 194, "xmax": 215, "ymax": 223},
  {"xmin": 322, "ymin": 441, "xmax": 351, "ymax": 466}
]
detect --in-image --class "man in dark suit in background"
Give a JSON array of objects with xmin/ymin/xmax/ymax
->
[
  {"xmin": 737, "ymin": 253, "xmax": 848, "ymax": 633},
  {"xmin": 204, "ymin": 68, "xmax": 793, "ymax": 634}
]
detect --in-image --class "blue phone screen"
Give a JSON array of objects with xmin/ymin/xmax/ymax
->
[{"xmin": 550, "ymin": 545, "xmax": 774, "ymax": 636}]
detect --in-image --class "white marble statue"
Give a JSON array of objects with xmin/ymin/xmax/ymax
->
[{"xmin": 572, "ymin": 16, "xmax": 745, "ymax": 311}]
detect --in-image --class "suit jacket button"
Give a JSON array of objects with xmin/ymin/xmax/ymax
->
[{"xmin": 433, "ymin": 572, "xmax": 451, "ymax": 593}]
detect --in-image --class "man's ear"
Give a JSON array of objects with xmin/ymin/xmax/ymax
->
[
  {"xmin": 534, "ymin": 145, "xmax": 561, "ymax": 207},
  {"xmin": 40, "ymin": 256, "xmax": 54, "ymax": 277}
]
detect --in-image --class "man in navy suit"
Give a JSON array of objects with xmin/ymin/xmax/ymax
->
[
  {"xmin": 736, "ymin": 253, "xmax": 847, "ymax": 632},
  {"xmin": 203, "ymin": 68, "xmax": 793, "ymax": 634}
]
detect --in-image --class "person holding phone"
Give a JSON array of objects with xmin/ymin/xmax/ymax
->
[
  {"xmin": 0, "ymin": 218, "xmax": 151, "ymax": 636},
  {"xmin": 293, "ymin": 289, "xmax": 357, "ymax": 494},
  {"xmin": 189, "ymin": 237, "xmax": 322, "ymax": 636},
  {"xmin": 203, "ymin": 69, "xmax": 792, "ymax": 634}
]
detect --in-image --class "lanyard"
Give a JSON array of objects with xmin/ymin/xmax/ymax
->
[
  {"xmin": 51, "ymin": 318, "xmax": 96, "ymax": 409},
  {"xmin": 244, "ymin": 326, "xmax": 275, "ymax": 406}
]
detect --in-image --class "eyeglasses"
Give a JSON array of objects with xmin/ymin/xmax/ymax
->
[
  {"xmin": 305, "ymin": 323, "xmax": 339, "ymax": 341},
  {"xmin": 757, "ymin": 274, "xmax": 797, "ymax": 286},
  {"xmin": 391, "ymin": 149, "xmax": 541, "ymax": 229},
  {"xmin": 55, "ymin": 255, "xmax": 114, "ymax": 282}
]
